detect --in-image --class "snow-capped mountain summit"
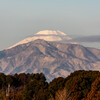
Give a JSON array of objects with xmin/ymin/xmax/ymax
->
[
  {"xmin": 9, "ymin": 30, "xmax": 72, "ymax": 49},
  {"xmin": 36, "ymin": 30, "xmax": 67, "ymax": 36}
]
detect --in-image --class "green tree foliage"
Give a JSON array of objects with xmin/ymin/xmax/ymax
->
[
  {"xmin": 6, "ymin": 75, "xmax": 13, "ymax": 86},
  {"xmin": 22, "ymin": 74, "xmax": 48, "ymax": 100},
  {"xmin": 0, "ymin": 70, "xmax": 100, "ymax": 100},
  {"xmin": 48, "ymin": 77, "xmax": 65, "ymax": 97},
  {"xmin": 0, "ymin": 73, "xmax": 6, "ymax": 88},
  {"xmin": 65, "ymin": 70, "xmax": 100, "ymax": 99},
  {"xmin": 0, "ymin": 89, "xmax": 5, "ymax": 100},
  {"xmin": 87, "ymin": 77, "xmax": 100, "ymax": 100}
]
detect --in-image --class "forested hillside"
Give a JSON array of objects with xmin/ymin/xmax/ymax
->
[{"xmin": 0, "ymin": 70, "xmax": 100, "ymax": 100}]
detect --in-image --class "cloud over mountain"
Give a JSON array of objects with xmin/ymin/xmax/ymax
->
[{"xmin": 73, "ymin": 35, "xmax": 100, "ymax": 43}]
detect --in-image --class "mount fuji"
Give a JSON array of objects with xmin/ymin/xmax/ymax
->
[
  {"xmin": 0, "ymin": 30, "xmax": 100, "ymax": 81},
  {"xmin": 9, "ymin": 30, "xmax": 73, "ymax": 49}
]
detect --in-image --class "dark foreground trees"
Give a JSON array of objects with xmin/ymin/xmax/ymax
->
[{"xmin": 0, "ymin": 70, "xmax": 100, "ymax": 100}]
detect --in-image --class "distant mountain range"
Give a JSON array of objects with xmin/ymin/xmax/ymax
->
[{"xmin": 0, "ymin": 30, "xmax": 100, "ymax": 81}]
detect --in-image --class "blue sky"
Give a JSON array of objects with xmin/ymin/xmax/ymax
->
[{"xmin": 0, "ymin": 0, "xmax": 100, "ymax": 50}]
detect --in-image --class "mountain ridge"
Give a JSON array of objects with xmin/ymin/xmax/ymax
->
[{"xmin": 0, "ymin": 39, "xmax": 100, "ymax": 81}]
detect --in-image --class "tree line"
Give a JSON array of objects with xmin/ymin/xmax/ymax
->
[{"xmin": 0, "ymin": 70, "xmax": 100, "ymax": 100}]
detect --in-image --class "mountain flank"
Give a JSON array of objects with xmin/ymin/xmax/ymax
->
[{"xmin": 0, "ymin": 39, "xmax": 100, "ymax": 81}]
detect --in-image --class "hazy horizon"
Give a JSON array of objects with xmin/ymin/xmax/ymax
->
[{"xmin": 0, "ymin": 0, "xmax": 100, "ymax": 50}]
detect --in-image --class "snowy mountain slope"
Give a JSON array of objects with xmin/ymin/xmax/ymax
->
[{"xmin": 0, "ymin": 39, "xmax": 100, "ymax": 81}]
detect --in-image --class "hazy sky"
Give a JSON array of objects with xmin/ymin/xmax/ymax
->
[{"xmin": 0, "ymin": 0, "xmax": 100, "ymax": 50}]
